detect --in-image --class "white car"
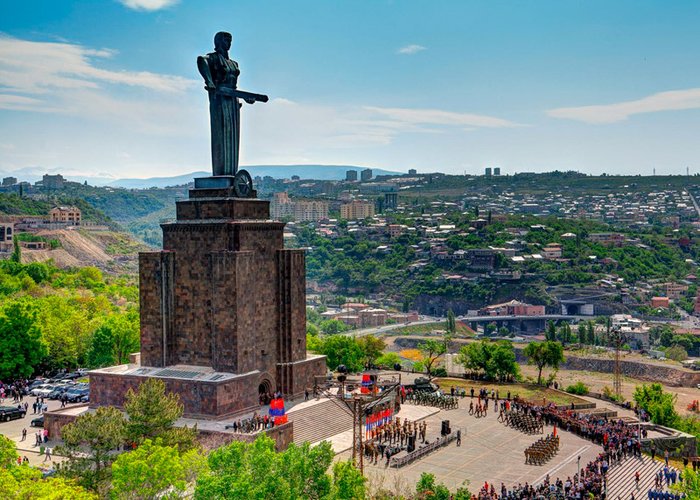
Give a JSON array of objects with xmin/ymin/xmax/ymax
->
[{"xmin": 30, "ymin": 384, "xmax": 56, "ymax": 397}]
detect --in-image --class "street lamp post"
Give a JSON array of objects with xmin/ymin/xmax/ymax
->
[{"xmin": 577, "ymin": 455, "xmax": 581, "ymax": 487}]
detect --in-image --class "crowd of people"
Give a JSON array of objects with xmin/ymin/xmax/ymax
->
[
  {"xmin": 225, "ymin": 412, "xmax": 280, "ymax": 433},
  {"xmin": 466, "ymin": 392, "xmax": 685, "ymax": 499},
  {"xmin": 0, "ymin": 378, "xmax": 30, "ymax": 402}
]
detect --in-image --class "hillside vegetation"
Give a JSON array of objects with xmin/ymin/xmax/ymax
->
[
  {"xmin": 0, "ymin": 259, "xmax": 139, "ymax": 378},
  {"xmin": 0, "ymin": 193, "xmax": 112, "ymax": 225}
]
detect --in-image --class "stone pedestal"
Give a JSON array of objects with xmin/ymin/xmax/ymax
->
[{"xmin": 89, "ymin": 187, "xmax": 326, "ymax": 419}]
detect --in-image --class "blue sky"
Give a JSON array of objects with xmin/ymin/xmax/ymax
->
[{"xmin": 1, "ymin": 0, "xmax": 699, "ymax": 180}]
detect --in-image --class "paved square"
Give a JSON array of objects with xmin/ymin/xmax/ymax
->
[{"xmin": 338, "ymin": 398, "xmax": 603, "ymax": 492}]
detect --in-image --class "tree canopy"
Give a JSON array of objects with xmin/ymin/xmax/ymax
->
[
  {"xmin": 110, "ymin": 438, "xmax": 206, "ymax": 500},
  {"xmin": 523, "ymin": 341, "xmax": 565, "ymax": 385},
  {"xmin": 194, "ymin": 435, "xmax": 363, "ymax": 500},
  {"xmin": 123, "ymin": 378, "xmax": 197, "ymax": 451},
  {"xmin": 457, "ymin": 340, "xmax": 519, "ymax": 381},
  {"xmin": 418, "ymin": 339, "xmax": 447, "ymax": 377}
]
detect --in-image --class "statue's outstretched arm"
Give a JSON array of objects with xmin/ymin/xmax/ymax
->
[{"xmin": 197, "ymin": 55, "xmax": 215, "ymax": 90}]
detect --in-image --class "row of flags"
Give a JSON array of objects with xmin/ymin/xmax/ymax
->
[{"xmin": 365, "ymin": 407, "xmax": 394, "ymax": 435}]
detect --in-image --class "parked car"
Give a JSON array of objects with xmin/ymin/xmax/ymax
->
[
  {"xmin": 28, "ymin": 379, "xmax": 47, "ymax": 391},
  {"xmin": 30, "ymin": 384, "xmax": 56, "ymax": 397},
  {"xmin": 65, "ymin": 387, "xmax": 89, "ymax": 403},
  {"xmin": 30, "ymin": 415, "xmax": 44, "ymax": 427},
  {"xmin": 48, "ymin": 384, "xmax": 74, "ymax": 400},
  {"xmin": 0, "ymin": 406, "xmax": 26, "ymax": 422}
]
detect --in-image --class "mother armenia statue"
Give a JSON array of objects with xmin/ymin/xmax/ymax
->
[{"xmin": 197, "ymin": 32, "xmax": 268, "ymax": 178}]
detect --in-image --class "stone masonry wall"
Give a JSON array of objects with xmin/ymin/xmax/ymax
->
[{"xmin": 90, "ymin": 371, "xmax": 261, "ymax": 418}]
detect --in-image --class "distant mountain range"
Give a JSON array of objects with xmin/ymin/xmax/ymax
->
[
  {"xmin": 0, "ymin": 164, "xmax": 403, "ymax": 189},
  {"xmin": 106, "ymin": 165, "xmax": 403, "ymax": 188}
]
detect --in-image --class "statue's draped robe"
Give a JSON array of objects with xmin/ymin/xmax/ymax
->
[{"xmin": 200, "ymin": 52, "xmax": 240, "ymax": 176}]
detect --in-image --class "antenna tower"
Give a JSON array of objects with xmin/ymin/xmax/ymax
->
[{"xmin": 610, "ymin": 327, "xmax": 624, "ymax": 399}]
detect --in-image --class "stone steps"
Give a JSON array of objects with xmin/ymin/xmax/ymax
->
[
  {"xmin": 288, "ymin": 398, "xmax": 354, "ymax": 446},
  {"xmin": 607, "ymin": 455, "xmax": 677, "ymax": 499}
]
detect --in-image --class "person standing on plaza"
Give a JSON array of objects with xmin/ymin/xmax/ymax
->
[{"xmin": 21, "ymin": 428, "xmax": 26, "ymax": 441}]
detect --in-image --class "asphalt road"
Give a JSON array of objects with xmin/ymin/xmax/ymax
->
[
  {"xmin": 0, "ymin": 397, "xmax": 71, "ymax": 467},
  {"xmin": 343, "ymin": 316, "xmax": 442, "ymax": 338}
]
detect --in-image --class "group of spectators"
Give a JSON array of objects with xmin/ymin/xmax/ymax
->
[
  {"xmin": 0, "ymin": 378, "xmax": 30, "ymax": 402},
  {"xmin": 226, "ymin": 412, "xmax": 278, "ymax": 433}
]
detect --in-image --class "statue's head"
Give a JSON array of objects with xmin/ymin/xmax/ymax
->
[{"xmin": 214, "ymin": 31, "xmax": 233, "ymax": 53}]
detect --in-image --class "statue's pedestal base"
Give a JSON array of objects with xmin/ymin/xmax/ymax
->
[
  {"xmin": 192, "ymin": 176, "xmax": 257, "ymax": 199},
  {"xmin": 194, "ymin": 175, "xmax": 236, "ymax": 189}
]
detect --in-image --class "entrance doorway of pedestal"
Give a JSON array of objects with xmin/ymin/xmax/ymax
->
[{"xmin": 259, "ymin": 380, "xmax": 272, "ymax": 405}]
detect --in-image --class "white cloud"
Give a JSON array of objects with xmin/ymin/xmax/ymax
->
[
  {"xmin": 118, "ymin": 0, "xmax": 178, "ymax": 11},
  {"xmin": 364, "ymin": 106, "xmax": 523, "ymax": 128},
  {"xmin": 547, "ymin": 87, "xmax": 700, "ymax": 124},
  {"xmin": 0, "ymin": 94, "xmax": 45, "ymax": 111},
  {"xmin": 397, "ymin": 44, "xmax": 426, "ymax": 55},
  {"xmin": 0, "ymin": 35, "xmax": 194, "ymax": 98}
]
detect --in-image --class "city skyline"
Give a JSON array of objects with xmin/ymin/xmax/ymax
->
[{"xmin": 1, "ymin": 0, "xmax": 700, "ymax": 179}]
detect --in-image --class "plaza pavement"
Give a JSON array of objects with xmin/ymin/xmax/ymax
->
[
  {"xmin": 0, "ymin": 398, "xmax": 68, "ymax": 467},
  {"xmin": 337, "ymin": 396, "xmax": 604, "ymax": 492}
]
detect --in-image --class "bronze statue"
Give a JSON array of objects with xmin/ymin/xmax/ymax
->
[{"xmin": 197, "ymin": 32, "xmax": 268, "ymax": 179}]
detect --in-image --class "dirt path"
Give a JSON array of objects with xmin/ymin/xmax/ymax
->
[{"xmin": 518, "ymin": 364, "xmax": 700, "ymax": 416}]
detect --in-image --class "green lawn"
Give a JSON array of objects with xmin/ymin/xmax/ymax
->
[{"xmin": 434, "ymin": 377, "xmax": 586, "ymax": 406}]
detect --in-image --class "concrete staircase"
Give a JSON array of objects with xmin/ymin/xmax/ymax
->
[
  {"xmin": 607, "ymin": 456, "xmax": 677, "ymax": 499},
  {"xmin": 288, "ymin": 399, "xmax": 353, "ymax": 446}
]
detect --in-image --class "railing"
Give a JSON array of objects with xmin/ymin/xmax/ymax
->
[{"xmin": 389, "ymin": 433, "xmax": 457, "ymax": 468}]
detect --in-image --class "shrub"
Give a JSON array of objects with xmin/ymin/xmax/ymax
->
[
  {"xmin": 432, "ymin": 367, "xmax": 448, "ymax": 377},
  {"xmin": 602, "ymin": 385, "xmax": 625, "ymax": 402},
  {"xmin": 666, "ymin": 345, "xmax": 688, "ymax": 362},
  {"xmin": 565, "ymin": 381, "xmax": 589, "ymax": 395}
]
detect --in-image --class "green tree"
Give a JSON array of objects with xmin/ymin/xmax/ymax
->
[
  {"xmin": 123, "ymin": 378, "xmax": 197, "ymax": 451},
  {"xmin": 0, "ymin": 466, "xmax": 97, "ymax": 500},
  {"xmin": 446, "ymin": 309, "xmax": 456, "ymax": 335},
  {"xmin": 545, "ymin": 320, "xmax": 557, "ymax": 341},
  {"xmin": 415, "ymin": 472, "xmax": 450, "ymax": 500},
  {"xmin": 671, "ymin": 467, "xmax": 700, "ymax": 497},
  {"xmin": 586, "ymin": 321, "xmax": 596, "ymax": 345},
  {"xmin": 375, "ymin": 352, "xmax": 401, "ymax": 369},
  {"xmin": 56, "ymin": 406, "xmax": 127, "ymax": 492},
  {"xmin": 457, "ymin": 340, "xmax": 519, "ymax": 381},
  {"xmin": 110, "ymin": 438, "xmax": 206, "ymax": 500},
  {"xmin": 329, "ymin": 461, "xmax": 366, "ymax": 500},
  {"xmin": 0, "ymin": 300, "xmax": 46, "ymax": 379},
  {"xmin": 10, "ymin": 238, "xmax": 20, "ymax": 263},
  {"xmin": 320, "ymin": 319, "xmax": 351, "ymax": 335},
  {"xmin": 577, "ymin": 323, "xmax": 587, "ymax": 344},
  {"xmin": 0, "ymin": 435, "xmax": 18, "ymax": 468},
  {"xmin": 523, "ymin": 341, "xmax": 565, "ymax": 385},
  {"xmin": 660, "ymin": 328, "xmax": 675, "ymax": 347},
  {"xmin": 357, "ymin": 335, "xmax": 386, "ymax": 368},
  {"xmin": 194, "ymin": 435, "xmax": 346, "ymax": 500},
  {"xmin": 418, "ymin": 339, "xmax": 447, "ymax": 377},
  {"xmin": 666, "ymin": 345, "xmax": 689, "ymax": 362},
  {"xmin": 87, "ymin": 312, "xmax": 140, "ymax": 368},
  {"xmin": 319, "ymin": 335, "xmax": 364, "ymax": 372},
  {"xmin": 306, "ymin": 322, "xmax": 320, "ymax": 337},
  {"xmin": 633, "ymin": 383, "xmax": 679, "ymax": 426}
]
